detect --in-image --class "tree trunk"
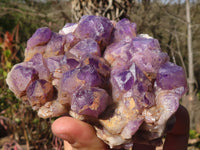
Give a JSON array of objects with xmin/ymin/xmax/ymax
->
[
  {"xmin": 183, "ymin": 0, "xmax": 197, "ymax": 130},
  {"xmin": 71, "ymin": 0, "xmax": 133, "ymax": 21},
  {"xmin": 186, "ymin": 0, "xmax": 195, "ymax": 96}
]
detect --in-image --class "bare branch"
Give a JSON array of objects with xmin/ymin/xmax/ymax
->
[
  {"xmin": 165, "ymin": 44, "xmax": 177, "ymax": 64},
  {"xmin": 156, "ymin": 2, "xmax": 187, "ymax": 24},
  {"xmin": 103, "ymin": 0, "xmax": 113, "ymax": 16},
  {"xmin": 164, "ymin": 28, "xmax": 187, "ymax": 77},
  {"xmin": 174, "ymin": 31, "xmax": 187, "ymax": 77}
]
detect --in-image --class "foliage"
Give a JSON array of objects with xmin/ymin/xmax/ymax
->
[
  {"xmin": 189, "ymin": 130, "xmax": 200, "ymax": 148},
  {"xmin": 190, "ymin": 129, "xmax": 200, "ymax": 139},
  {"xmin": 0, "ymin": 28, "xmax": 21, "ymax": 111},
  {"xmin": 195, "ymin": 141, "xmax": 200, "ymax": 149}
]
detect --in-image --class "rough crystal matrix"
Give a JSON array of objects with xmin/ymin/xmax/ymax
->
[{"xmin": 6, "ymin": 15, "xmax": 187, "ymax": 149}]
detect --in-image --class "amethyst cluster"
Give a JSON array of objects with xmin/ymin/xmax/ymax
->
[{"xmin": 6, "ymin": 15, "xmax": 187, "ymax": 149}]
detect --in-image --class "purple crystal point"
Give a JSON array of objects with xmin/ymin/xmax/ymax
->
[
  {"xmin": 66, "ymin": 58, "xmax": 79, "ymax": 70},
  {"xmin": 64, "ymin": 33, "xmax": 80, "ymax": 52},
  {"xmin": 28, "ymin": 53, "xmax": 50, "ymax": 81},
  {"xmin": 27, "ymin": 27, "xmax": 52, "ymax": 50},
  {"xmin": 104, "ymin": 41, "xmax": 133, "ymax": 65},
  {"xmin": 44, "ymin": 33, "xmax": 66, "ymax": 57},
  {"xmin": 113, "ymin": 18, "xmax": 137, "ymax": 42},
  {"xmin": 26, "ymin": 79, "xmax": 54, "ymax": 110},
  {"xmin": 77, "ymin": 64, "xmax": 102, "ymax": 87},
  {"xmin": 112, "ymin": 70, "xmax": 134, "ymax": 92},
  {"xmin": 132, "ymin": 50, "xmax": 169, "ymax": 74},
  {"xmin": 45, "ymin": 55, "xmax": 79, "ymax": 75},
  {"xmin": 71, "ymin": 87, "xmax": 109, "ymax": 117},
  {"xmin": 59, "ymin": 23, "xmax": 78, "ymax": 35},
  {"xmin": 58, "ymin": 69, "xmax": 81, "ymax": 104},
  {"xmin": 132, "ymin": 35, "xmax": 161, "ymax": 52},
  {"xmin": 45, "ymin": 55, "xmax": 65, "ymax": 73},
  {"xmin": 156, "ymin": 90, "xmax": 180, "ymax": 124},
  {"xmin": 6, "ymin": 63, "xmax": 38, "ymax": 98},
  {"xmin": 156, "ymin": 62, "xmax": 187, "ymax": 91},
  {"xmin": 81, "ymin": 55, "xmax": 110, "ymax": 78},
  {"xmin": 74, "ymin": 15, "xmax": 113, "ymax": 48},
  {"xmin": 69, "ymin": 38, "xmax": 101, "ymax": 59},
  {"xmin": 132, "ymin": 64, "xmax": 155, "ymax": 108}
]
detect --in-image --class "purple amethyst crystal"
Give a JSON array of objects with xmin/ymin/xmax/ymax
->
[
  {"xmin": 59, "ymin": 23, "xmax": 78, "ymax": 35},
  {"xmin": 74, "ymin": 15, "xmax": 113, "ymax": 48},
  {"xmin": 27, "ymin": 27, "xmax": 52, "ymax": 50},
  {"xmin": 44, "ymin": 33, "xmax": 66, "ymax": 57},
  {"xmin": 132, "ymin": 50, "xmax": 169, "ymax": 74},
  {"xmin": 6, "ymin": 63, "xmax": 38, "ymax": 98},
  {"xmin": 26, "ymin": 79, "xmax": 54, "ymax": 110},
  {"xmin": 77, "ymin": 64, "xmax": 102, "ymax": 87},
  {"xmin": 71, "ymin": 87, "xmax": 109, "ymax": 117},
  {"xmin": 58, "ymin": 64, "xmax": 103, "ymax": 105},
  {"xmin": 25, "ymin": 45, "xmax": 47, "ymax": 61},
  {"xmin": 81, "ymin": 55, "xmax": 110, "ymax": 78},
  {"xmin": 45, "ymin": 55, "xmax": 79, "ymax": 75},
  {"xmin": 28, "ymin": 53, "xmax": 50, "ymax": 81},
  {"xmin": 6, "ymin": 15, "xmax": 188, "ymax": 149},
  {"xmin": 104, "ymin": 40, "xmax": 134, "ymax": 65},
  {"xmin": 132, "ymin": 35, "xmax": 161, "ymax": 51},
  {"xmin": 69, "ymin": 38, "xmax": 101, "ymax": 58},
  {"xmin": 112, "ymin": 70, "xmax": 134, "ymax": 91},
  {"xmin": 64, "ymin": 33, "xmax": 80, "ymax": 52},
  {"xmin": 156, "ymin": 62, "xmax": 187, "ymax": 91},
  {"xmin": 113, "ymin": 18, "xmax": 137, "ymax": 42}
]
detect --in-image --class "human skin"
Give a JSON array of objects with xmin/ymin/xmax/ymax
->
[{"xmin": 51, "ymin": 105, "xmax": 189, "ymax": 150}]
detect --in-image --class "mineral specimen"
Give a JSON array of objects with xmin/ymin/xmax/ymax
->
[{"xmin": 6, "ymin": 15, "xmax": 187, "ymax": 149}]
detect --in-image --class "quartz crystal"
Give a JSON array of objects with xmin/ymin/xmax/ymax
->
[{"xmin": 6, "ymin": 15, "xmax": 187, "ymax": 149}]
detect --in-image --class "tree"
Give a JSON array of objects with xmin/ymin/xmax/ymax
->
[
  {"xmin": 186, "ymin": 0, "xmax": 195, "ymax": 97},
  {"xmin": 71, "ymin": 0, "xmax": 133, "ymax": 21},
  {"xmin": 183, "ymin": 0, "xmax": 200, "ymax": 131}
]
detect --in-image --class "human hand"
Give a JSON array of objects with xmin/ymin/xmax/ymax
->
[
  {"xmin": 51, "ymin": 105, "xmax": 189, "ymax": 150},
  {"xmin": 51, "ymin": 117, "xmax": 108, "ymax": 150}
]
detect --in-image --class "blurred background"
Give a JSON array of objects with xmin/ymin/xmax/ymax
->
[{"xmin": 0, "ymin": 0, "xmax": 200, "ymax": 149}]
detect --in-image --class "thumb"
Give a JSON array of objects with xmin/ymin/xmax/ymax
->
[{"xmin": 51, "ymin": 116, "xmax": 108, "ymax": 150}]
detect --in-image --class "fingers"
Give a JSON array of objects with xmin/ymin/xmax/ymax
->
[
  {"xmin": 132, "ymin": 144, "xmax": 156, "ymax": 150},
  {"xmin": 163, "ymin": 105, "xmax": 189, "ymax": 150},
  {"xmin": 51, "ymin": 116, "xmax": 108, "ymax": 150}
]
